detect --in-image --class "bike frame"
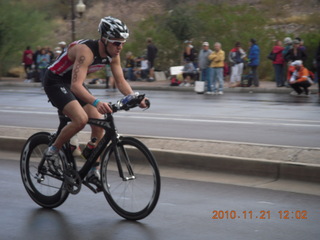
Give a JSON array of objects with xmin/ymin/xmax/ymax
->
[{"xmin": 37, "ymin": 111, "xmax": 122, "ymax": 181}]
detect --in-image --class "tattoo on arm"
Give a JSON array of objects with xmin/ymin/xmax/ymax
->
[{"xmin": 72, "ymin": 56, "xmax": 85, "ymax": 83}]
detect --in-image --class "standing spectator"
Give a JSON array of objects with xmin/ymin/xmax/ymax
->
[
  {"xmin": 272, "ymin": 40, "xmax": 285, "ymax": 87},
  {"xmin": 33, "ymin": 46, "xmax": 41, "ymax": 69},
  {"xmin": 198, "ymin": 42, "xmax": 212, "ymax": 87},
  {"xmin": 45, "ymin": 46, "xmax": 55, "ymax": 64},
  {"xmin": 282, "ymin": 37, "xmax": 293, "ymax": 87},
  {"xmin": 315, "ymin": 41, "xmax": 320, "ymax": 94},
  {"xmin": 146, "ymin": 38, "xmax": 158, "ymax": 82},
  {"xmin": 208, "ymin": 42, "xmax": 225, "ymax": 95},
  {"xmin": 37, "ymin": 48, "xmax": 50, "ymax": 87},
  {"xmin": 183, "ymin": 40, "xmax": 195, "ymax": 61},
  {"xmin": 248, "ymin": 38, "xmax": 260, "ymax": 87},
  {"xmin": 228, "ymin": 42, "xmax": 246, "ymax": 87},
  {"xmin": 123, "ymin": 51, "xmax": 135, "ymax": 81},
  {"xmin": 22, "ymin": 46, "xmax": 33, "ymax": 79},
  {"xmin": 295, "ymin": 37, "xmax": 306, "ymax": 51},
  {"xmin": 288, "ymin": 60, "xmax": 312, "ymax": 96},
  {"xmin": 284, "ymin": 39, "xmax": 307, "ymax": 63}
]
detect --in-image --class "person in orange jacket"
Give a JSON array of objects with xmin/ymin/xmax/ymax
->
[{"xmin": 288, "ymin": 60, "xmax": 312, "ymax": 95}]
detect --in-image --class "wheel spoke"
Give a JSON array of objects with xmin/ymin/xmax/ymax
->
[
  {"xmin": 101, "ymin": 137, "xmax": 160, "ymax": 220},
  {"xmin": 20, "ymin": 133, "xmax": 69, "ymax": 208}
]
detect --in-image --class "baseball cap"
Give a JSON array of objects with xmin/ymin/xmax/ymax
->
[
  {"xmin": 202, "ymin": 42, "xmax": 209, "ymax": 46},
  {"xmin": 291, "ymin": 60, "xmax": 303, "ymax": 66}
]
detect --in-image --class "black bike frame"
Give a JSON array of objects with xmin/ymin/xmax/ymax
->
[{"xmin": 38, "ymin": 111, "xmax": 120, "ymax": 180}]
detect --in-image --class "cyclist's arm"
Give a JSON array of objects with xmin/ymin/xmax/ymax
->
[
  {"xmin": 69, "ymin": 45, "xmax": 112, "ymax": 113},
  {"xmin": 111, "ymin": 55, "xmax": 148, "ymax": 108},
  {"xmin": 111, "ymin": 55, "xmax": 134, "ymax": 95}
]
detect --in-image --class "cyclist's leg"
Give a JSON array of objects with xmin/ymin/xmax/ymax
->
[
  {"xmin": 83, "ymin": 104, "xmax": 104, "ymax": 143},
  {"xmin": 53, "ymin": 100, "xmax": 88, "ymax": 149}
]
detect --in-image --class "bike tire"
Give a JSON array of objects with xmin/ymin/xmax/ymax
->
[
  {"xmin": 20, "ymin": 132, "xmax": 69, "ymax": 208},
  {"xmin": 101, "ymin": 137, "xmax": 161, "ymax": 220}
]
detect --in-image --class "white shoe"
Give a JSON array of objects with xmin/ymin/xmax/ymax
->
[
  {"xmin": 184, "ymin": 83, "xmax": 191, "ymax": 87},
  {"xmin": 218, "ymin": 91, "xmax": 223, "ymax": 95},
  {"xmin": 205, "ymin": 91, "xmax": 212, "ymax": 95},
  {"xmin": 290, "ymin": 91, "xmax": 299, "ymax": 96}
]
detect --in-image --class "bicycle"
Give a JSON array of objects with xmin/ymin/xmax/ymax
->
[{"xmin": 20, "ymin": 93, "xmax": 161, "ymax": 220}]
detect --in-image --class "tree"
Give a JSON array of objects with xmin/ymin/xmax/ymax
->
[{"xmin": 0, "ymin": 0, "xmax": 53, "ymax": 76}]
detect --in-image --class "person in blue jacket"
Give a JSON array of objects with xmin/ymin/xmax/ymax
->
[{"xmin": 248, "ymin": 38, "xmax": 260, "ymax": 87}]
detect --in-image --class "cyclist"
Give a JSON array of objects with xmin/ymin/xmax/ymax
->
[{"xmin": 44, "ymin": 16, "xmax": 147, "ymax": 189}]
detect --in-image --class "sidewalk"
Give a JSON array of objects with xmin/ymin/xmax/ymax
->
[{"xmin": 1, "ymin": 76, "xmax": 319, "ymax": 94}]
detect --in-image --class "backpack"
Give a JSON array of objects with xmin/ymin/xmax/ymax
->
[
  {"xmin": 170, "ymin": 77, "xmax": 181, "ymax": 86},
  {"xmin": 267, "ymin": 51, "xmax": 276, "ymax": 61}
]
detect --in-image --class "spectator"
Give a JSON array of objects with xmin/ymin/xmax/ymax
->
[
  {"xmin": 184, "ymin": 40, "xmax": 198, "ymax": 68},
  {"xmin": 208, "ymin": 42, "xmax": 225, "ymax": 94},
  {"xmin": 248, "ymin": 38, "xmax": 260, "ymax": 87},
  {"xmin": 54, "ymin": 47, "xmax": 62, "ymax": 59},
  {"xmin": 315, "ymin": 41, "xmax": 320, "ymax": 94},
  {"xmin": 198, "ymin": 42, "xmax": 213, "ymax": 88},
  {"xmin": 282, "ymin": 37, "xmax": 293, "ymax": 87},
  {"xmin": 180, "ymin": 58, "xmax": 196, "ymax": 87},
  {"xmin": 146, "ymin": 38, "xmax": 158, "ymax": 82},
  {"xmin": 105, "ymin": 64, "xmax": 116, "ymax": 90},
  {"xmin": 288, "ymin": 60, "xmax": 312, "ymax": 96},
  {"xmin": 33, "ymin": 46, "xmax": 41, "ymax": 69},
  {"xmin": 295, "ymin": 37, "xmax": 306, "ymax": 52},
  {"xmin": 134, "ymin": 56, "xmax": 149, "ymax": 81},
  {"xmin": 228, "ymin": 42, "xmax": 246, "ymax": 87},
  {"xmin": 272, "ymin": 40, "xmax": 285, "ymax": 87},
  {"xmin": 22, "ymin": 46, "xmax": 33, "ymax": 78},
  {"xmin": 123, "ymin": 51, "xmax": 135, "ymax": 81},
  {"xmin": 58, "ymin": 41, "xmax": 67, "ymax": 52},
  {"xmin": 37, "ymin": 48, "xmax": 50, "ymax": 87},
  {"xmin": 45, "ymin": 46, "xmax": 55, "ymax": 63},
  {"xmin": 284, "ymin": 39, "xmax": 307, "ymax": 63}
]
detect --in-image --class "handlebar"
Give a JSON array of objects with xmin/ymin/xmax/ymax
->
[{"xmin": 111, "ymin": 93, "xmax": 150, "ymax": 113}]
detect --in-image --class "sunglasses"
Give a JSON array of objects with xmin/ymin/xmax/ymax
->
[{"xmin": 107, "ymin": 39, "xmax": 126, "ymax": 47}]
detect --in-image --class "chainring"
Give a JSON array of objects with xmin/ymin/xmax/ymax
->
[{"xmin": 63, "ymin": 168, "xmax": 81, "ymax": 194}]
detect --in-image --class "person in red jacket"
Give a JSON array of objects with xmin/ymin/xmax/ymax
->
[
  {"xmin": 22, "ymin": 46, "xmax": 33, "ymax": 77},
  {"xmin": 288, "ymin": 60, "xmax": 312, "ymax": 96},
  {"xmin": 272, "ymin": 40, "xmax": 285, "ymax": 87}
]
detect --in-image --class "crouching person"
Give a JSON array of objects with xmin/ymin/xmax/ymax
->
[{"xmin": 288, "ymin": 60, "xmax": 312, "ymax": 96}]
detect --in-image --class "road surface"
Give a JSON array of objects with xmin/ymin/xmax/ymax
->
[{"xmin": 0, "ymin": 87, "xmax": 319, "ymax": 147}]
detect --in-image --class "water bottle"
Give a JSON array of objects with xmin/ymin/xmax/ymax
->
[
  {"xmin": 81, "ymin": 137, "xmax": 97, "ymax": 160},
  {"xmin": 121, "ymin": 94, "xmax": 135, "ymax": 105},
  {"xmin": 70, "ymin": 134, "xmax": 81, "ymax": 157}
]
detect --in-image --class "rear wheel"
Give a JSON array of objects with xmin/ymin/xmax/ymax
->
[
  {"xmin": 20, "ymin": 132, "xmax": 69, "ymax": 208},
  {"xmin": 101, "ymin": 137, "xmax": 161, "ymax": 220}
]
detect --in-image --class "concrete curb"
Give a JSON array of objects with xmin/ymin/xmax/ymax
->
[{"xmin": 2, "ymin": 136, "xmax": 320, "ymax": 183}]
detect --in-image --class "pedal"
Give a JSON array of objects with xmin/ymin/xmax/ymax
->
[{"xmin": 83, "ymin": 180, "xmax": 101, "ymax": 194}]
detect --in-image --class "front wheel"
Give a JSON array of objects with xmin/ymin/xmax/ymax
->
[
  {"xmin": 20, "ymin": 132, "xmax": 69, "ymax": 208},
  {"xmin": 101, "ymin": 137, "xmax": 161, "ymax": 220}
]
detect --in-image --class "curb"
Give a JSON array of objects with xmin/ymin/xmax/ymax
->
[{"xmin": 2, "ymin": 136, "xmax": 320, "ymax": 183}]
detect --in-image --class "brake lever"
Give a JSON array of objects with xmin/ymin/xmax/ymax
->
[{"xmin": 143, "ymin": 99, "xmax": 150, "ymax": 111}]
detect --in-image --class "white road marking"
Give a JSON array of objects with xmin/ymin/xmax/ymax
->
[{"xmin": 0, "ymin": 109, "xmax": 319, "ymax": 128}]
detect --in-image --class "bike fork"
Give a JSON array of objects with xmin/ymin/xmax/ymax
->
[{"xmin": 114, "ymin": 143, "xmax": 135, "ymax": 181}]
